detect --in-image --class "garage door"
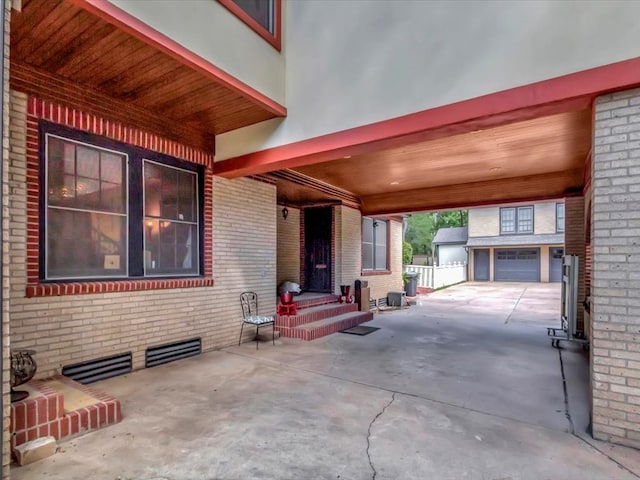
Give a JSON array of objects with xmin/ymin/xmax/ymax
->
[
  {"xmin": 494, "ymin": 248, "xmax": 540, "ymax": 282},
  {"xmin": 549, "ymin": 248, "xmax": 564, "ymax": 282}
]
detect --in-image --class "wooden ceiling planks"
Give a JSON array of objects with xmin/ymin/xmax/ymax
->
[
  {"xmin": 11, "ymin": 62, "xmax": 212, "ymax": 151},
  {"xmin": 11, "ymin": 0, "xmax": 281, "ymax": 136},
  {"xmin": 294, "ymin": 109, "xmax": 591, "ymax": 197},
  {"xmin": 360, "ymin": 169, "xmax": 584, "ymax": 216}
]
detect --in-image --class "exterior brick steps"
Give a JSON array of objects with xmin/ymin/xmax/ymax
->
[
  {"xmin": 286, "ymin": 294, "xmax": 340, "ymax": 309},
  {"xmin": 275, "ymin": 302, "xmax": 359, "ymax": 328},
  {"xmin": 10, "ymin": 375, "xmax": 122, "ymax": 450},
  {"xmin": 277, "ymin": 311, "xmax": 374, "ymax": 341}
]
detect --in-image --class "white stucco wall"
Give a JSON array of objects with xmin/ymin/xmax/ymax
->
[
  {"xmin": 217, "ymin": 0, "xmax": 640, "ymax": 159},
  {"xmin": 109, "ymin": 0, "xmax": 285, "ymax": 104}
]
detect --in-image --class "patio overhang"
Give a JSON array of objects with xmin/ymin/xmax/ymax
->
[
  {"xmin": 10, "ymin": 0, "xmax": 286, "ymax": 151},
  {"xmin": 214, "ymin": 57, "xmax": 640, "ymax": 214}
]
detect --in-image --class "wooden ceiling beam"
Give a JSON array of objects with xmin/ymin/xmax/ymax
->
[{"xmin": 360, "ymin": 169, "xmax": 584, "ymax": 216}]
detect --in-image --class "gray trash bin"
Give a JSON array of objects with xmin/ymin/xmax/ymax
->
[{"xmin": 404, "ymin": 271, "xmax": 419, "ymax": 296}]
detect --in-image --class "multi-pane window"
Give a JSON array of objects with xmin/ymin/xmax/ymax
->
[
  {"xmin": 500, "ymin": 208, "xmax": 516, "ymax": 234},
  {"xmin": 517, "ymin": 206, "xmax": 533, "ymax": 233},
  {"xmin": 362, "ymin": 218, "xmax": 388, "ymax": 271},
  {"xmin": 500, "ymin": 206, "xmax": 534, "ymax": 234},
  {"xmin": 143, "ymin": 161, "xmax": 199, "ymax": 276},
  {"xmin": 556, "ymin": 203, "xmax": 565, "ymax": 233},
  {"xmin": 43, "ymin": 127, "xmax": 202, "ymax": 281},
  {"xmin": 46, "ymin": 136, "xmax": 128, "ymax": 279}
]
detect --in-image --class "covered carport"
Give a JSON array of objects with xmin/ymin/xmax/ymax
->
[
  {"xmin": 14, "ymin": 282, "xmax": 640, "ymax": 479},
  {"xmin": 215, "ymin": 64, "xmax": 640, "ymax": 448}
]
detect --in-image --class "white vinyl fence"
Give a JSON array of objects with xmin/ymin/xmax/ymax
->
[{"xmin": 404, "ymin": 262, "xmax": 467, "ymax": 290}]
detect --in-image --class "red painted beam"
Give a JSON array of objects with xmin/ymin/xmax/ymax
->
[
  {"xmin": 214, "ymin": 57, "xmax": 640, "ymax": 178},
  {"xmin": 71, "ymin": 0, "xmax": 287, "ymax": 118}
]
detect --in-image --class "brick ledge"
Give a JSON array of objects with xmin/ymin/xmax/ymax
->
[{"xmin": 26, "ymin": 277, "xmax": 215, "ymax": 297}]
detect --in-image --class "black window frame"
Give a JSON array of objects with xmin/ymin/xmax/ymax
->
[
  {"xmin": 500, "ymin": 206, "xmax": 534, "ymax": 235},
  {"xmin": 362, "ymin": 217, "xmax": 389, "ymax": 271},
  {"xmin": 39, "ymin": 122, "xmax": 205, "ymax": 282},
  {"xmin": 556, "ymin": 202, "xmax": 565, "ymax": 233}
]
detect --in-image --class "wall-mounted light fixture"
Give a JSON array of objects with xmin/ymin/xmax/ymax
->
[{"xmin": 282, "ymin": 206, "xmax": 289, "ymax": 220}]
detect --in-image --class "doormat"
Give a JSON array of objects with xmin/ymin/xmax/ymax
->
[{"xmin": 340, "ymin": 326, "xmax": 380, "ymax": 336}]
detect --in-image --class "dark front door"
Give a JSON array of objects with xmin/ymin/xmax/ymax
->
[
  {"xmin": 304, "ymin": 207, "xmax": 332, "ymax": 292},
  {"xmin": 474, "ymin": 249, "xmax": 490, "ymax": 281}
]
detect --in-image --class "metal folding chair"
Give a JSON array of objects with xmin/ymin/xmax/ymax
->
[{"xmin": 239, "ymin": 292, "xmax": 275, "ymax": 349}]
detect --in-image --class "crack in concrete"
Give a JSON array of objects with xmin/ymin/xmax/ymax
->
[
  {"xmin": 556, "ymin": 346, "xmax": 575, "ymax": 435},
  {"xmin": 557, "ymin": 347, "xmax": 640, "ymax": 478},
  {"xmin": 574, "ymin": 435, "xmax": 640, "ymax": 479},
  {"xmin": 228, "ymin": 349, "xmax": 640, "ymax": 477},
  {"xmin": 504, "ymin": 287, "xmax": 527, "ymax": 324},
  {"xmin": 366, "ymin": 392, "xmax": 395, "ymax": 480},
  {"xmin": 227, "ymin": 349, "xmax": 560, "ymax": 432}
]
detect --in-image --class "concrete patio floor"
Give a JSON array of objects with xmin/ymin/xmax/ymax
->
[{"xmin": 13, "ymin": 282, "xmax": 640, "ymax": 480}]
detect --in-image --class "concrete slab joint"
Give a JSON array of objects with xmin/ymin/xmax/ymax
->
[{"xmin": 591, "ymin": 87, "xmax": 640, "ymax": 448}]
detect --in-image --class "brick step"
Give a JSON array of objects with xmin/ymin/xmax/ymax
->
[
  {"xmin": 10, "ymin": 375, "xmax": 122, "ymax": 449},
  {"xmin": 283, "ymin": 294, "xmax": 340, "ymax": 309},
  {"xmin": 275, "ymin": 302, "xmax": 359, "ymax": 328},
  {"xmin": 278, "ymin": 311, "xmax": 374, "ymax": 341}
]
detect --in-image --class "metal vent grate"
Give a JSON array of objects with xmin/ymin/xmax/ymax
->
[
  {"xmin": 62, "ymin": 352, "xmax": 132, "ymax": 384},
  {"xmin": 145, "ymin": 337, "xmax": 201, "ymax": 368}
]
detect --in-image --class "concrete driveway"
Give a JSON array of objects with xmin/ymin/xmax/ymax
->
[{"xmin": 13, "ymin": 282, "xmax": 640, "ymax": 480}]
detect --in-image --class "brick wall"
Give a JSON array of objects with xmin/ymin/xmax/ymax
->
[
  {"xmin": 469, "ymin": 202, "xmax": 560, "ymax": 237},
  {"xmin": 539, "ymin": 246, "xmax": 550, "ymax": 283},
  {"xmin": 565, "ymin": 196, "xmax": 586, "ymax": 328},
  {"xmin": 3, "ymin": 0, "xmax": 10, "ymax": 476},
  {"xmin": 591, "ymin": 88, "xmax": 640, "ymax": 448},
  {"xmin": 468, "ymin": 207, "xmax": 500, "ymax": 237},
  {"xmin": 366, "ymin": 219, "xmax": 403, "ymax": 300},
  {"xmin": 334, "ymin": 205, "xmax": 360, "ymax": 295},
  {"xmin": 277, "ymin": 206, "xmax": 300, "ymax": 287},
  {"xmin": 334, "ymin": 206, "xmax": 402, "ymax": 300},
  {"xmin": 9, "ymin": 90, "xmax": 277, "ymax": 377},
  {"xmin": 534, "ymin": 202, "xmax": 559, "ymax": 234}
]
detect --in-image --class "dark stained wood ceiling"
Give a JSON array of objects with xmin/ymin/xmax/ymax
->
[
  {"xmin": 11, "ymin": 0, "xmax": 283, "ymax": 141},
  {"xmin": 283, "ymin": 109, "xmax": 591, "ymax": 214},
  {"xmin": 294, "ymin": 110, "xmax": 591, "ymax": 197}
]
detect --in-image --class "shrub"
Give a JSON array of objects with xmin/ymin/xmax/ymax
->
[{"xmin": 402, "ymin": 241, "xmax": 413, "ymax": 265}]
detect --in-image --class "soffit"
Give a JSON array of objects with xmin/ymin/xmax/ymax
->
[
  {"xmin": 293, "ymin": 109, "xmax": 591, "ymax": 197},
  {"xmin": 11, "ymin": 0, "xmax": 283, "ymax": 137}
]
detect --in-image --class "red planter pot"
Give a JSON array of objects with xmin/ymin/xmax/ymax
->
[{"xmin": 280, "ymin": 291, "xmax": 294, "ymax": 305}]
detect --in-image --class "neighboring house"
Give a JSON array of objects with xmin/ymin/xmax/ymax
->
[
  {"xmin": 432, "ymin": 226, "xmax": 468, "ymax": 266},
  {"xmin": 1, "ymin": 0, "xmax": 640, "ymax": 470},
  {"xmin": 467, "ymin": 202, "xmax": 565, "ymax": 283}
]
